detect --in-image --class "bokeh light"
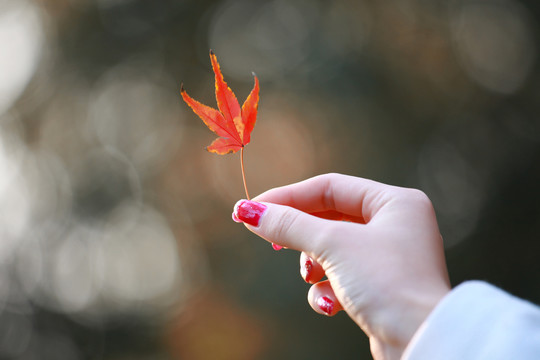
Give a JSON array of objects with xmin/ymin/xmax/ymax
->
[
  {"xmin": 450, "ymin": 0, "xmax": 537, "ymax": 94},
  {"xmin": 0, "ymin": 0, "xmax": 43, "ymax": 115}
]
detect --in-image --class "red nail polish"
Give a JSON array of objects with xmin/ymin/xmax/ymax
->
[
  {"xmin": 317, "ymin": 296, "xmax": 334, "ymax": 315},
  {"xmin": 301, "ymin": 258, "xmax": 313, "ymax": 282},
  {"xmin": 233, "ymin": 200, "xmax": 267, "ymax": 227},
  {"xmin": 272, "ymin": 243, "xmax": 283, "ymax": 251}
]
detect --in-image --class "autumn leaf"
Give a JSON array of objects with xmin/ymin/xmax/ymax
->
[
  {"xmin": 181, "ymin": 50, "xmax": 259, "ymax": 155},
  {"xmin": 181, "ymin": 50, "xmax": 260, "ymax": 199}
]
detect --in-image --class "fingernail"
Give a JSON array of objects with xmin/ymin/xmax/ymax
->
[
  {"xmin": 232, "ymin": 200, "xmax": 267, "ymax": 227},
  {"xmin": 301, "ymin": 257, "xmax": 313, "ymax": 283},
  {"xmin": 317, "ymin": 296, "xmax": 334, "ymax": 315},
  {"xmin": 272, "ymin": 243, "xmax": 283, "ymax": 251}
]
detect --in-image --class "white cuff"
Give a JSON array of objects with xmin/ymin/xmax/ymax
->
[{"xmin": 402, "ymin": 280, "xmax": 540, "ymax": 360}]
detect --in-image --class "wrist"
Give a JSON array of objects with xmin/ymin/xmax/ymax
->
[{"xmin": 365, "ymin": 284, "xmax": 450, "ymax": 360}]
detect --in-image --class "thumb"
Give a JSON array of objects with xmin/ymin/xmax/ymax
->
[{"xmin": 232, "ymin": 199, "xmax": 332, "ymax": 254}]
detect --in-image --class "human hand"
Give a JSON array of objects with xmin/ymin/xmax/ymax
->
[{"xmin": 232, "ymin": 173, "xmax": 451, "ymax": 360}]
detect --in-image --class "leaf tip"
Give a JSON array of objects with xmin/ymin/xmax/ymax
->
[
  {"xmin": 180, "ymin": 83, "xmax": 185, "ymax": 92},
  {"xmin": 209, "ymin": 49, "xmax": 215, "ymax": 55}
]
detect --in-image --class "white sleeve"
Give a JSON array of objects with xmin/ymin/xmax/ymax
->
[{"xmin": 402, "ymin": 280, "xmax": 540, "ymax": 360}]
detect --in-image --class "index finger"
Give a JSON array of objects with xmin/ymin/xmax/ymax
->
[
  {"xmin": 309, "ymin": 210, "xmax": 366, "ymax": 224},
  {"xmin": 252, "ymin": 173, "xmax": 399, "ymax": 223}
]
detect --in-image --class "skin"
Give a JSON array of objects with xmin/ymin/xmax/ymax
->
[{"xmin": 241, "ymin": 173, "xmax": 451, "ymax": 360}]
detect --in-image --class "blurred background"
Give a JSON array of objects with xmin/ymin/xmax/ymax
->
[{"xmin": 0, "ymin": 0, "xmax": 539, "ymax": 358}]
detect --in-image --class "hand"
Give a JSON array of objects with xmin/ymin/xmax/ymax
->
[{"xmin": 232, "ymin": 173, "xmax": 451, "ymax": 360}]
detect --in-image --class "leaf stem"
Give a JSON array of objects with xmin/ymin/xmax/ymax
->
[{"xmin": 240, "ymin": 147, "xmax": 250, "ymax": 200}]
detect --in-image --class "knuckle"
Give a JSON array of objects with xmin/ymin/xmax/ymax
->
[
  {"xmin": 310, "ymin": 222, "xmax": 343, "ymax": 257},
  {"xmin": 324, "ymin": 172, "xmax": 342, "ymax": 180},
  {"xmin": 407, "ymin": 188, "xmax": 430, "ymax": 202},
  {"xmin": 313, "ymin": 172, "xmax": 343, "ymax": 186},
  {"xmin": 403, "ymin": 188, "xmax": 434, "ymax": 212},
  {"xmin": 268, "ymin": 207, "xmax": 301, "ymax": 243},
  {"xmin": 264, "ymin": 207, "xmax": 340, "ymax": 253}
]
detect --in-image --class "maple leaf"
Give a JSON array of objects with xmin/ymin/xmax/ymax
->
[
  {"xmin": 181, "ymin": 50, "xmax": 260, "ymax": 199},
  {"xmin": 181, "ymin": 50, "xmax": 259, "ymax": 155}
]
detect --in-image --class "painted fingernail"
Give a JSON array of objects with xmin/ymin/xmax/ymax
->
[
  {"xmin": 301, "ymin": 257, "xmax": 313, "ymax": 283},
  {"xmin": 317, "ymin": 296, "xmax": 334, "ymax": 315},
  {"xmin": 233, "ymin": 200, "xmax": 267, "ymax": 227},
  {"xmin": 272, "ymin": 243, "xmax": 283, "ymax": 251}
]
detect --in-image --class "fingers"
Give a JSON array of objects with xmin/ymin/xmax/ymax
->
[
  {"xmin": 299, "ymin": 254, "xmax": 343, "ymax": 316},
  {"xmin": 300, "ymin": 252, "xmax": 325, "ymax": 284},
  {"xmin": 233, "ymin": 198, "xmax": 366, "ymax": 256},
  {"xmin": 307, "ymin": 280, "xmax": 343, "ymax": 316},
  {"xmin": 309, "ymin": 210, "xmax": 366, "ymax": 224},
  {"xmin": 233, "ymin": 199, "xmax": 351, "ymax": 254},
  {"xmin": 299, "ymin": 253, "xmax": 342, "ymax": 316},
  {"xmin": 252, "ymin": 173, "xmax": 396, "ymax": 222}
]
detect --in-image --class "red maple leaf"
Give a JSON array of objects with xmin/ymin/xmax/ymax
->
[{"xmin": 181, "ymin": 50, "xmax": 259, "ymax": 199}]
